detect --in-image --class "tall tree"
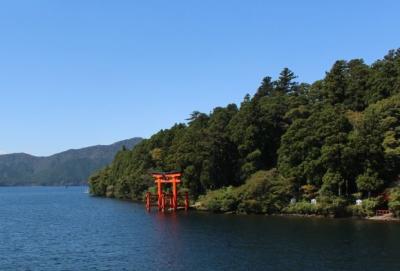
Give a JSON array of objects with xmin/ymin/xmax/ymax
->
[
  {"xmin": 253, "ymin": 76, "xmax": 274, "ymax": 101},
  {"xmin": 275, "ymin": 68, "xmax": 298, "ymax": 95},
  {"xmin": 323, "ymin": 60, "xmax": 348, "ymax": 105}
]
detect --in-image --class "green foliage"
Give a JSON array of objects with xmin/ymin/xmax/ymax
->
[
  {"xmin": 300, "ymin": 184, "xmax": 318, "ymax": 200},
  {"xmin": 198, "ymin": 169, "xmax": 293, "ymax": 214},
  {"xmin": 235, "ymin": 169, "xmax": 293, "ymax": 214},
  {"xmin": 283, "ymin": 196, "xmax": 348, "ymax": 217},
  {"xmin": 389, "ymin": 188, "xmax": 400, "ymax": 217},
  {"xmin": 197, "ymin": 187, "xmax": 238, "ymax": 213},
  {"xmin": 356, "ymin": 169, "xmax": 384, "ymax": 197},
  {"xmin": 367, "ymin": 49, "xmax": 400, "ymax": 103},
  {"xmin": 89, "ymin": 49, "xmax": 400, "ymax": 218},
  {"xmin": 319, "ymin": 196, "xmax": 349, "ymax": 216},
  {"xmin": 283, "ymin": 201, "xmax": 319, "ymax": 215},
  {"xmin": 320, "ymin": 170, "xmax": 345, "ymax": 196},
  {"xmin": 349, "ymin": 197, "xmax": 383, "ymax": 217},
  {"xmin": 278, "ymin": 106, "xmax": 353, "ymax": 192},
  {"xmin": 349, "ymin": 94, "xmax": 400, "ymax": 185}
]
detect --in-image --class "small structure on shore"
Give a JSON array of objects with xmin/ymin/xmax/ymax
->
[
  {"xmin": 146, "ymin": 172, "xmax": 189, "ymax": 212},
  {"xmin": 356, "ymin": 199, "xmax": 363, "ymax": 206},
  {"xmin": 311, "ymin": 198, "xmax": 317, "ymax": 205}
]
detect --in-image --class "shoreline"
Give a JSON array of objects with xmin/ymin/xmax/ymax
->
[
  {"xmin": 188, "ymin": 202, "xmax": 400, "ymax": 222},
  {"xmin": 196, "ymin": 208, "xmax": 400, "ymax": 222},
  {"xmin": 91, "ymin": 194, "xmax": 400, "ymax": 222}
]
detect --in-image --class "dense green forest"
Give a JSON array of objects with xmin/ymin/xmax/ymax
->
[{"xmin": 89, "ymin": 49, "xmax": 400, "ymax": 217}]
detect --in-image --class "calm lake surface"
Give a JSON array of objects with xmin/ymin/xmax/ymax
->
[{"xmin": 0, "ymin": 187, "xmax": 399, "ymax": 271}]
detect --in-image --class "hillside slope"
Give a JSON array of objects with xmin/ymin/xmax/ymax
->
[
  {"xmin": 0, "ymin": 138, "xmax": 142, "ymax": 186},
  {"xmin": 89, "ymin": 49, "xmax": 400, "ymax": 218}
]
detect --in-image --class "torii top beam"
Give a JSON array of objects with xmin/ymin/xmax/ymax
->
[{"xmin": 151, "ymin": 172, "xmax": 182, "ymax": 183}]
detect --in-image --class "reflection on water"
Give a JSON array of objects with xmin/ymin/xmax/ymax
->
[{"xmin": 0, "ymin": 187, "xmax": 399, "ymax": 271}]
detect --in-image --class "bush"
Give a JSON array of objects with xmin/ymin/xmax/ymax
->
[
  {"xmin": 283, "ymin": 201, "xmax": 318, "ymax": 215},
  {"xmin": 283, "ymin": 196, "xmax": 349, "ymax": 217},
  {"xmin": 317, "ymin": 196, "xmax": 349, "ymax": 217},
  {"xmin": 363, "ymin": 197, "xmax": 383, "ymax": 216},
  {"xmin": 114, "ymin": 179, "xmax": 131, "ymax": 199},
  {"xmin": 197, "ymin": 169, "xmax": 292, "ymax": 214},
  {"xmin": 237, "ymin": 199, "xmax": 263, "ymax": 214},
  {"xmin": 234, "ymin": 169, "xmax": 292, "ymax": 214},
  {"xmin": 388, "ymin": 188, "xmax": 400, "ymax": 217},
  {"xmin": 348, "ymin": 197, "xmax": 383, "ymax": 217},
  {"xmin": 198, "ymin": 170, "xmax": 355, "ymax": 217},
  {"xmin": 197, "ymin": 187, "xmax": 238, "ymax": 213},
  {"xmin": 348, "ymin": 205, "xmax": 365, "ymax": 217}
]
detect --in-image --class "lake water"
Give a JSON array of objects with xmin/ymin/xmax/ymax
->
[{"xmin": 0, "ymin": 187, "xmax": 399, "ymax": 271}]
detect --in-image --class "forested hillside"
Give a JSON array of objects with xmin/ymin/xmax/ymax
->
[
  {"xmin": 0, "ymin": 138, "xmax": 142, "ymax": 186},
  {"xmin": 89, "ymin": 50, "xmax": 400, "ymax": 217}
]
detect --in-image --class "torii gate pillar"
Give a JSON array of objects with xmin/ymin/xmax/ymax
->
[{"xmin": 150, "ymin": 172, "xmax": 185, "ymax": 212}]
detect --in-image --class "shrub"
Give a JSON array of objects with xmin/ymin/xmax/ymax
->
[
  {"xmin": 348, "ymin": 205, "xmax": 365, "ymax": 217},
  {"xmin": 317, "ymin": 196, "xmax": 349, "ymax": 217},
  {"xmin": 348, "ymin": 197, "xmax": 383, "ymax": 217},
  {"xmin": 300, "ymin": 184, "xmax": 318, "ymax": 200},
  {"xmin": 197, "ymin": 169, "xmax": 293, "ymax": 214},
  {"xmin": 237, "ymin": 199, "xmax": 263, "ymax": 214},
  {"xmin": 283, "ymin": 196, "xmax": 349, "ymax": 217},
  {"xmin": 197, "ymin": 187, "xmax": 238, "ymax": 213},
  {"xmin": 283, "ymin": 201, "xmax": 318, "ymax": 215},
  {"xmin": 388, "ymin": 187, "xmax": 400, "ymax": 217},
  {"xmin": 362, "ymin": 197, "xmax": 383, "ymax": 216},
  {"xmin": 114, "ymin": 179, "xmax": 131, "ymax": 199},
  {"xmin": 234, "ymin": 169, "xmax": 293, "ymax": 213}
]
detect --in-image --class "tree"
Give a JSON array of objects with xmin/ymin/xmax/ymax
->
[
  {"xmin": 278, "ymin": 106, "xmax": 353, "ymax": 192},
  {"xmin": 322, "ymin": 60, "xmax": 348, "ymax": 105},
  {"xmin": 354, "ymin": 94, "xmax": 400, "ymax": 183},
  {"xmin": 389, "ymin": 188, "xmax": 400, "ymax": 217},
  {"xmin": 367, "ymin": 49, "xmax": 400, "ymax": 103},
  {"xmin": 320, "ymin": 170, "xmax": 345, "ymax": 197},
  {"xmin": 253, "ymin": 76, "xmax": 274, "ymax": 100},
  {"xmin": 346, "ymin": 59, "xmax": 370, "ymax": 111},
  {"xmin": 356, "ymin": 169, "xmax": 383, "ymax": 198},
  {"xmin": 201, "ymin": 105, "xmax": 239, "ymax": 189},
  {"xmin": 228, "ymin": 95, "xmax": 262, "ymax": 181},
  {"xmin": 275, "ymin": 68, "xmax": 298, "ymax": 95}
]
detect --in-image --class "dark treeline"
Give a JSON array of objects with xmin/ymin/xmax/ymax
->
[{"xmin": 89, "ymin": 49, "xmax": 400, "ymax": 217}]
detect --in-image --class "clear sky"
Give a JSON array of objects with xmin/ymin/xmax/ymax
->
[{"xmin": 1, "ymin": 0, "xmax": 399, "ymax": 156}]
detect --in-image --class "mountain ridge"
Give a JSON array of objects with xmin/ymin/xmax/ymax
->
[{"xmin": 0, "ymin": 137, "xmax": 142, "ymax": 186}]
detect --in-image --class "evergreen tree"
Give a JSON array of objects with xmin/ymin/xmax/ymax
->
[
  {"xmin": 275, "ymin": 68, "xmax": 298, "ymax": 94},
  {"xmin": 253, "ymin": 76, "xmax": 274, "ymax": 100},
  {"xmin": 323, "ymin": 60, "xmax": 348, "ymax": 105}
]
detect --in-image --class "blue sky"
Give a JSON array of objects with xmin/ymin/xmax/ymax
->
[{"xmin": 1, "ymin": 0, "xmax": 399, "ymax": 156}]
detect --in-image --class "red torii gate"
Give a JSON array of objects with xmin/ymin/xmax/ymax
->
[{"xmin": 146, "ymin": 172, "xmax": 189, "ymax": 212}]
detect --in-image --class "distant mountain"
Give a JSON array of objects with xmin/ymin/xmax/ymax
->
[{"xmin": 0, "ymin": 138, "xmax": 142, "ymax": 186}]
